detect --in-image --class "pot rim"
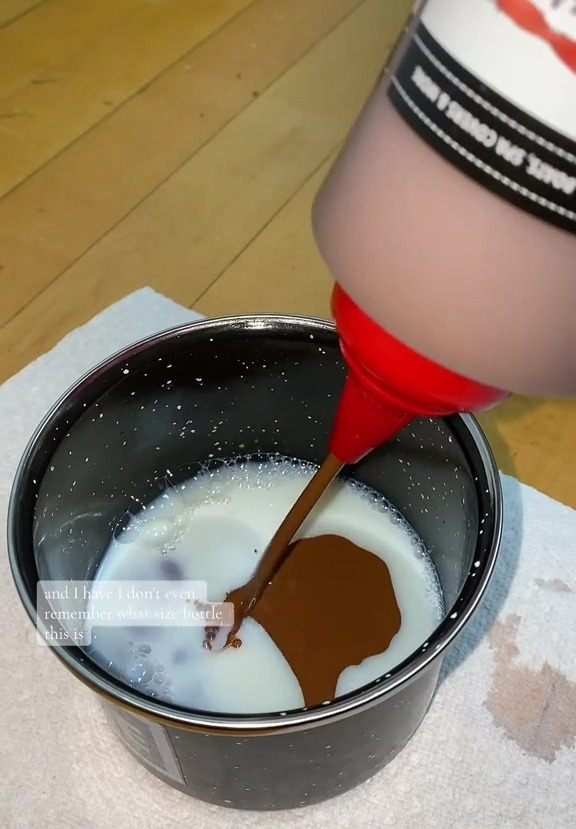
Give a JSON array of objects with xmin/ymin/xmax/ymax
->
[{"xmin": 7, "ymin": 313, "xmax": 503, "ymax": 736}]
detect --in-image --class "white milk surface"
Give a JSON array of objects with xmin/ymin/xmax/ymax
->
[{"xmin": 87, "ymin": 457, "xmax": 443, "ymax": 714}]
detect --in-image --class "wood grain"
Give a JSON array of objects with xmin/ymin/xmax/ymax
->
[
  {"xmin": 0, "ymin": 0, "xmax": 255, "ymax": 195},
  {"xmin": 194, "ymin": 155, "xmax": 336, "ymax": 318},
  {"xmin": 0, "ymin": 0, "xmax": 407, "ymax": 379},
  {"xmin": 0, "ymin": 0, "xmax": 44, "ymax": 28},
  {"xmin": 0, "ymin": 0, "xmax": 142, "ymax": 98},
  {"xmin": 478, "ymin": 398, "xmax": 576, "ymax": 509},
  {"xmin": 0, "ymin": 0, "xmax": 365, "ymax": 327}
]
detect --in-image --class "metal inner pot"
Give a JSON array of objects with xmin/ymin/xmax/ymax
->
[{"xmin": 8, "ymin": 315, "xmax": 502, "ymax": 810}]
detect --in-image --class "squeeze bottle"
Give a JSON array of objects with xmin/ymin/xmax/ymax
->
[
  {"xmin": 328, "ymin": 284, "xmax": 508, "ymax": 464},
  {"xmin": 314, "ymin": 0, "xmax": 576, "ymax": 406}
]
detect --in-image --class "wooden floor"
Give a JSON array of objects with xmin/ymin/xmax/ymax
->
[{"xmin": 1, "ymin": 0, "xmax": 575, "ymax": 509}]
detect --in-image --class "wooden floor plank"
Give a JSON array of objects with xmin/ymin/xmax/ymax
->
[
  {"xmin": 194, "ymin": 156, "xmax": 336, "ymax": 319},
  {"xmin": 478, "ymin": 397, "xmax": 576, "ymax": 509},
  {"xmin": 0, "ymin": 0, "xmax": 367, "ymax": 327},
  {"xmin": 0, "ymin": 0, "xmax": 410, "ymax": 383},
  {"xmin": 0, "ymin": 0, "xmax": 256, "ymax": 196},
  {"xmin": 0, "ymin": 0, "xmax": 142, "ymax": 98},
  {"xmin": 0, "ymin": 0, "xmax": 45, "ymax": 28}
]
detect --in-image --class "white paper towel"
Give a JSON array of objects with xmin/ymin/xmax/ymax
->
[{"xmin": 1, "ymin": 288, "xmax": 574, "ymax": 829}]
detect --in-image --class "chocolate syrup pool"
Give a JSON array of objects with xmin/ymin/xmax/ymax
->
[{"xmin": 86, "ymin": 456, "xmax": 444, "ymax": 713}]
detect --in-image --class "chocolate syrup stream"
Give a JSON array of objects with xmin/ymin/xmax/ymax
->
[
  {"xmin": 201, "ymin": 454, "xmax": 404, "ymax": 707},
  {"xmin": 208, "ymin": 453, "xmax": 344, "ymax": 649}
]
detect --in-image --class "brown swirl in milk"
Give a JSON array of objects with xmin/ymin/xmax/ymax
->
[
  {"xmin": 206, "ymin": 454, "xmax": 402, "ymax": 707},
  {"xmin": 218, "ymin": 454, "xmax": 344, "ymax": 647},
  {"xmin": 251, "ymin": 533, "xmax": 402, "ymax": 707}
]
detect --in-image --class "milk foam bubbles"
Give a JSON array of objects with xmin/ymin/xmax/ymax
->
[{"xmin": 87, "ymin": 457, "xmax": 443, "ymax": 714}]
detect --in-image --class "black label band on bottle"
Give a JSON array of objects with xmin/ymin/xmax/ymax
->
[{"xmin": 388, "ymin": 23, "xmax": 576, "ymax": 235}]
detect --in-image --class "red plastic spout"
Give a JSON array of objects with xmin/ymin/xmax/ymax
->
[{"xmin": 329, "ymin": 285, "xmax": 509, "ymax": 464}]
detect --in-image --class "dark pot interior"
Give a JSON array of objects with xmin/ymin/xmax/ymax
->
[{"xmin": 7, "ymin": 315, "xmax": 501, "ymax": 808}]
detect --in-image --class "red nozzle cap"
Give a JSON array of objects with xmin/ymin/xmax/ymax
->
[{"xmin": 329, "ymin": 285, "xmax": 508, "ymax": 464}]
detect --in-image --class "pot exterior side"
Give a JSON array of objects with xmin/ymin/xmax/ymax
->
[{"xmin": 102, "ymin": 659, "xmax": 441, "ymax": 810}]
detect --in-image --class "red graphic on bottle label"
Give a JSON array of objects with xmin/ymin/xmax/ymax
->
[{"xmin": 497, "ymin": 0, "xmax": 576, "ymax": 72}]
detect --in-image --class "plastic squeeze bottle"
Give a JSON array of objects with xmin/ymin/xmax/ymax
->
[
  {"xmin": 313, "ymin": 0, "xmax": 576, "ymax": 465},
  {"xmin": 327, "ymin": 283, "xmax": 508, "ymax": 464}
]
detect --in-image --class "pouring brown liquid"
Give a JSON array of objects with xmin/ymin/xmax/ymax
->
[
  {"xmin": 217, "ymin": 452, "xmax": 344, "ymax": 648},
  {"xmin": 251, "ymin": 534, "xmax": 401, "ymax": 707},
  {"xmin": 204, "ymin": 453, "xmax": 403, "ymax": 707}
]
